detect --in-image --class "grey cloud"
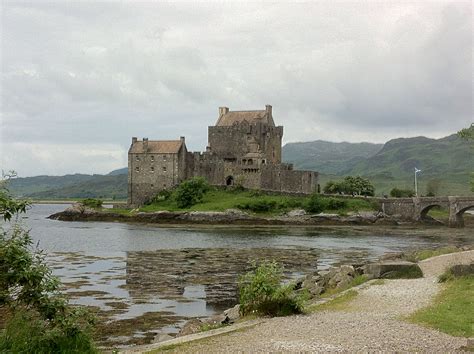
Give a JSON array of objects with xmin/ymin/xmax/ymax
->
[{"xmin": 1, "ymin": 1, "xmax": 472, "ymax": 176}]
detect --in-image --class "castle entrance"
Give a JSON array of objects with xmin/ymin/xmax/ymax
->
[{"xmin": 226, "ymin": 176, "xmax": 234, "ymax": 186}]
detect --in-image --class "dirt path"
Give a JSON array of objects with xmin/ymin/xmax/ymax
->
[{"xmin": 162, "ymin": 252, "xmax": 473, "ymax": 353}]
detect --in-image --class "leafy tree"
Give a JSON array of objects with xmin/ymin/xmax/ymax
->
[
  {"xmin": 458, "ymin": 124, "xmax": 474, "ymax": 191},
  {"xmin": 0, "ymin": 171, "xmax": 29, "ymax": 221},
  {"xmin": 175, "ymin": 177, "xmax": 210, "ymax": 208},
  {"xmin": 0, "ymin": 174, "xmax": 97, "ymax": 352},
  {"xmin": 323, "ymin": 176, "xmax": 375, "ymax": 196},
  {"xmin": 390, "ymin": 188, "xmax": 415, "ymax": 198}
]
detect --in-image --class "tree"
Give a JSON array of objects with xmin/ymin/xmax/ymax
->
[
  {"xmin": 0, "ymin": 174, "xmax": 97, "ymax": 352},
  {"xmin": 458, "ymin": 124, "xmax": 474, "ymax": 191},
  {"xmin": 0, "ymin": 171, "xmax": 29, "ymax": 221},
  {"xmin": 324, "ymin": 176, "xmax": 375, "ymax": 196},
  {"xmin": 175, "ymin": 177, "xmax": 210, "ymax": 208},
  {"xmin": 390, "ymin": 188, "xmax": 415, "ymax": 198}
]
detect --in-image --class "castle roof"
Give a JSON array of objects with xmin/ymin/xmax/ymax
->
[
  {"xmin": 130, "ymin": 140, "xmax": 183, "ymax": 154},
  {"xmin": 216, "ymin": 105, "xmax": 275, "ymax": 127}
]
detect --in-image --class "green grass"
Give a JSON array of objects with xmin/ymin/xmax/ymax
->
[
  {"xmin": 409, "ymin": 276, "xmax": 473, "ymax": 337},
  {"xmin": 404, "ymin": 246, "xmax": 460, "ymax": 262},
  {"xmin": 139, "ymin": 188, "xmax": 377, "ymax": 216},
  {"xmin": 308, "ymin": 290, "xmax": 358, "ymax": 312}
]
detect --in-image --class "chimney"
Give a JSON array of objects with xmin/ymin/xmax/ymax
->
[
  {"xmin": 265, "ymin": 104, "xmax": 272, "ymax": 116},
  {"xmin": 219, "ymin": 106, "xmax": 229, "ymax": 117},
  {"xmin": 143, "ymin": 138, "xmax": 148, "ymax": 152},
  {"xmin": 180, "ymin": 136, "xmax": 185, "ymax": 144},
  {"xmin": 132, "ymin": 137, "xmax": 137, "ymax": 144}
]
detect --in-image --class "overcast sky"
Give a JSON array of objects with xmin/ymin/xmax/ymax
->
[{"xmin": 1, "ymin": 1, "xmax": 472, "ymax": 177}]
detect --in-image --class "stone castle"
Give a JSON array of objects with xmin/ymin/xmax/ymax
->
[{"xmin": 128, "ymin": 105, "xmax": 319, "ymax": 206}]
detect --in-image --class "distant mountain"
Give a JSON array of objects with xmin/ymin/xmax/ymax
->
[
  {"xmin": 350, "ymin": 134, "xmax": 472, "ymax": 179},
  {"xmin": 9, "ymin": 174, "xmax": 127, "ymax": 200},
  {"xmin": 8, "ymin": 132, "xmax": 473, "ymax": 199},
  {"xmin": 282, "ymin": 140, "xmax": 383, "ymax": 174},
  {"xmin": 107, "ymin": 167, "xmax": 128, "ymax": 176}
]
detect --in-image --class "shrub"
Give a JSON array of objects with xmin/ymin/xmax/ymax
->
[
  {"xmin": 323, "ymin": 176, "xmax": 375, "ymax": 196},
  {"xmin": 175, "ymin": 177, "xmax": 210, "ymax": 208},
  {"xmin": 236, "ymin": 199, "xmax": 277, "ymax": 213},
  {"xmin": 148, "ymin": 189, "xmax": 173, "ymax": 204},
  {"xmin": 239, "ymin": 261, "xmax": 306, "ymax": 317},
  {"xmin": 390, "ymin": 188, "xmax": 415, "ymax": 198},
  {"xmin": 326, "ymin": 198, "xmax": 347, "ymax": 210},
  {"xmin": 304, "ymin": 194, "xmax": 327, "ymax": 213},
  {"xmin": 0, "ymin": 223, "xmax": 96, "ymax": 353},
  {"xmin": 81, "ymin": 198, "xmax": 103, "ymax": 208}
]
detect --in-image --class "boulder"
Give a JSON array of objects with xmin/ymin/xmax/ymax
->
[
  {"xmin": 153, "ymin": 333, "xmax": 174, "ymax": 343},
  {"xmin": 178, "ymin": 319, "xmax": 203, "ymax": 337},
  {"xmin": 223, "ymin": 304, "xmax": 240, "ymax": 323},
  {"xmin": 287, "ymin": 209, "xmax": 307, "ymax": 217},
  {"xmin": 201, "ymin": 314, "xmax": 229, "ymax": 326},
  {"xmin": 363, "ymin": 261, "xmax": 423, "ymax": 279}
]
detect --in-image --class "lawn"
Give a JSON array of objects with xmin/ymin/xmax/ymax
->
[
  {"xmin": 138, "ymin": 188, "xmax": 377, "ymax": 216},
  {"xmin": 409, "ymin": 276, "xmax": 473, "ymax": 337}
]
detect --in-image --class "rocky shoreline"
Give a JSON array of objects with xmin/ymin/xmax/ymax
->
[{"xmin": 49, "ymin": 204, "xmax": 410, "ymax": 226}]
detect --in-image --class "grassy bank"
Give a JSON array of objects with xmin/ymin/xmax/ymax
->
[
  {"xmin": 138, "ymin": 189, "xmax": 377, "ymax": 216},
  {"xmin": 409, "ymin": 276, "xmax": 473, "ymax": 337}
]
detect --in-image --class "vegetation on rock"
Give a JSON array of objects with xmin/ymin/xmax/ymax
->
[{"xmin": 238, "ymin": 261, "xmax": 307, "ymax": 317}]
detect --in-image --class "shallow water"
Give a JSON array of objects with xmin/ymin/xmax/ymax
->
[{"xmin": 16, "ymin": 204, "xmax": 472, "ymax": 347}]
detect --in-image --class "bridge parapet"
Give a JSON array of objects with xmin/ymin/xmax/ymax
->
[{"xmin": 376, "ymin": 196, "xmax": 474, "ymax": 228}]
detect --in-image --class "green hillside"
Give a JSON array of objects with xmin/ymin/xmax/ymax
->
[
  {"xmin": 8, "ymin": 132, "xmax": 472, "ymax": 200},
  {"xmin": 9, "ymin": 174, "xmax": 127, "ymax": 200},
  {"xmin": 282, "ymin": 140, "xmax": 383, "ymax": 174}
]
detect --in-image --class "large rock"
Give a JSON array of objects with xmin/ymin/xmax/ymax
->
[
  {"xmin": 223, "ymin": 304, "xmax": 240, "ymax": 323},
  {"xmin": 363, "ymin": 261, "xmax": 423, "ymax": 279},
  {"xmin": 178, "ymin": 319, "xmax": 203, "ymax": 337}
]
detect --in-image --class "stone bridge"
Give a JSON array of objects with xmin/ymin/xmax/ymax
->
[{"xmin": 377, "ymin": 196, "xmax": 474, "ymax": 228}]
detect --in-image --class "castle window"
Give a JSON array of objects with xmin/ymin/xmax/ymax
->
[
  {"xmin": 136, "ymin": 156, "xmax": 140, "ymax": 162},
  {"xmin": 163, "ymin": 167, "xmax": 167, "ymax": 172},
  {"xmin": 151, "ymin": 156, "xmax": 155, "ymax": 162},
  {"xmin": 151, "ymin": 184, "xmax": 154, "ymax": 188},
  {"xmin": 262, "ymin": 159, "xmax": 266, "ymax": 164},
  {"xmin": 135, "ymin": 167, "xmax": 139, "ymax": 172},
  {"xmin": 151, "ymin": 167, "xmax": 155, "ymax": 172}
]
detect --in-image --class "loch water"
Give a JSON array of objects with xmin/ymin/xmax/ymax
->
[{"xmin": 18, "ymin": 204, "xmax": 472, "ymax": 347}]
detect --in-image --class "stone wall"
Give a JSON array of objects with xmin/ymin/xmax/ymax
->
[
  {"xmin": 208, "ymin": 122, "xmax": 283, "ymax": 164},
  {"xmin": 128, "ymin": 148, "xmax": 187, "ymax": 206}
]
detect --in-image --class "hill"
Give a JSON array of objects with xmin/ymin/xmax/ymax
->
[
  {"xmin": 8, "ymin": 132, "xmax": 472, "ymax": 199},
  {"xmin": 9, "ymin": 174, "xmax": 127, "ymax": 200},
  {"xmin": 282, "ymin": 140, "xmax": 383, "ymax": 174}
]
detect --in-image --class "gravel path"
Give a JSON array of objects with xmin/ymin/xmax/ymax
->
[{"xmin": 165, "ymin": 253, "xmax": 472, "ymax": 353}]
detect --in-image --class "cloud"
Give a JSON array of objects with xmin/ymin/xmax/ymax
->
[{"xmin": 1, "ymin": 1, "xmax": 472, "ymax": 176}]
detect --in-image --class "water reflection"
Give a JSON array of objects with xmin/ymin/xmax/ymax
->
[{"xmin": 22, "ymin": 204, "xmax": 473, "ymax": 347}]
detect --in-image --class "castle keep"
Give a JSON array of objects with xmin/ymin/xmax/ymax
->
[{"xmin": 128, "ymin": 105, "xmax": 319, "ymax": 206}]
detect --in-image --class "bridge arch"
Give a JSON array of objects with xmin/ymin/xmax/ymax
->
[
  {"xmin": 451, "ymin": 204, "xmax": 474, "ymax": 228},
  {"xmin": 420, "ymin": 204, "xmax": 444, "ymax": 220}
]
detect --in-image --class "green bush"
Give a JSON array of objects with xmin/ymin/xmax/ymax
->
[
  {"xmin": 0, "ymin": 222, "xmax": 96, "ymax": 353},
  {"xmin": 81, "ymin": 198, "xmax": 103, "ymax": 208},
  {"xmin": 390, "ymin": 188, "xmax": 415, "ymax": 198},
  {"xmin": 239, "ymin": 261, "xmax": 306, "ymax": 317},
  {"xmin": 324, "ymin": 176, "xmax": 375, "ymax": 196},
  {"xmin": 0, "ymin": 309, "xmax": 97, "ymax": 353},
  {"xmin": 326, "ymin": 198, "xmax": 346, "ymax": 210},
  {"xmin": 148, "ymin": 189, "xmax": 173, "ymax": 204},
  {"xmin": 236, "ymin": 199, "xmax": 278, "ymax": 213},
  {"xmin": 304, "ymin": 194, "xmax": 327, "ymax": 213},
  {"xmin": 175, "ymin": 177, "xmax": 210, "ymax": 208}
]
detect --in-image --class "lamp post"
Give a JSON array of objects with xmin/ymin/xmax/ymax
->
[{"xmin": 414, "ymin": 167, "xmax": 421, "ymax": 196}]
